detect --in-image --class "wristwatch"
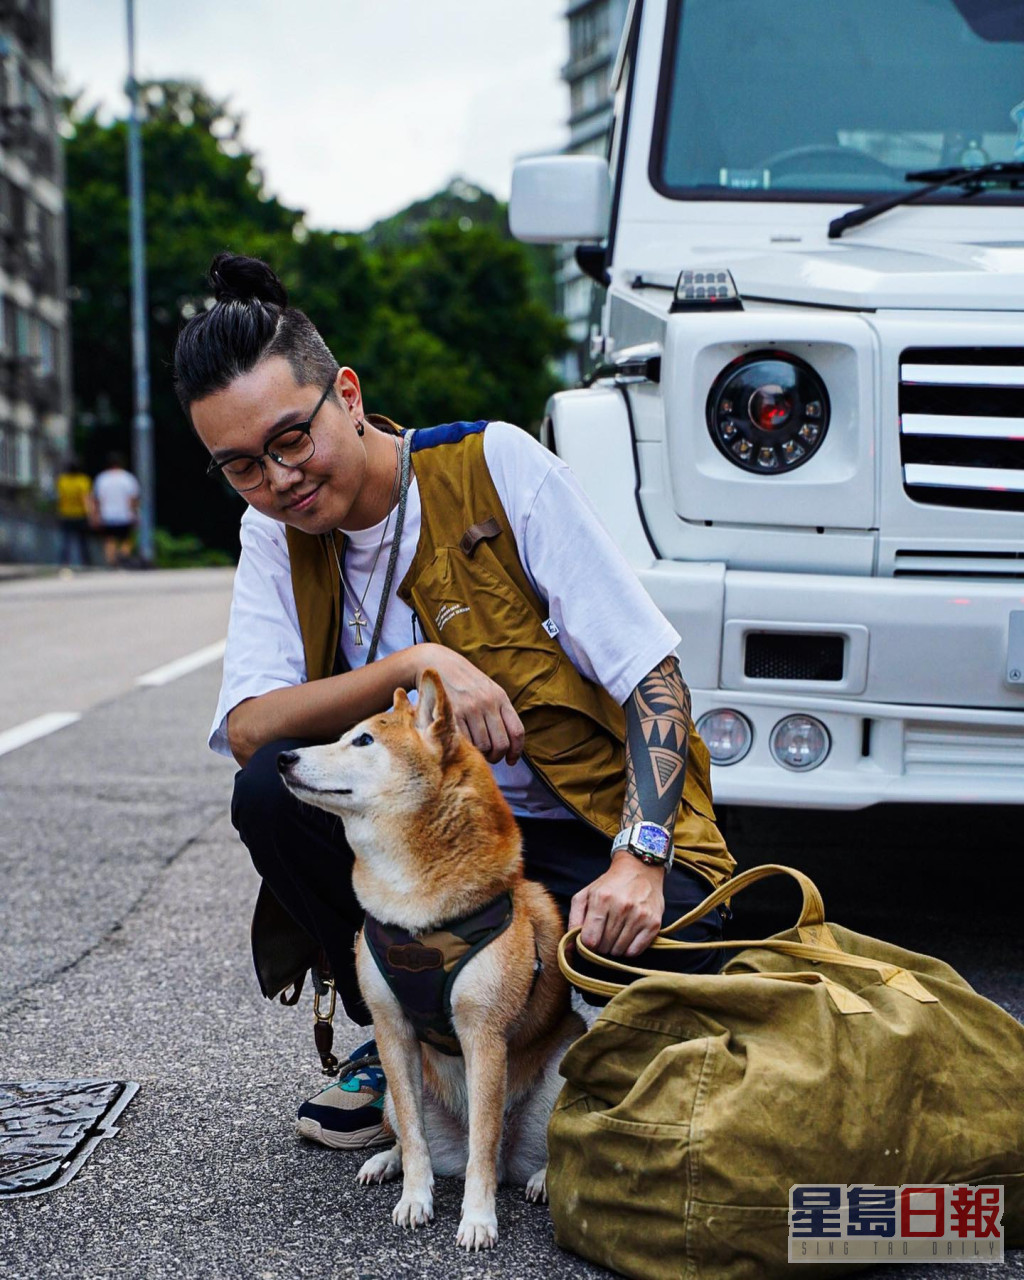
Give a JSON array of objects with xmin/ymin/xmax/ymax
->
[{"xmin": 610, "ymin": 821, "xmax": 674, "ymax": 870}]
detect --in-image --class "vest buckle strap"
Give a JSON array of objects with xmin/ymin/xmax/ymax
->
[{"xmin": 459, "ymin": 516, "xmax": 502, "ymax": 557}]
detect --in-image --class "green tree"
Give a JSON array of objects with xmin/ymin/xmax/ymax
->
[
  {"xmin": 64, "ymin": 81, "xmax": 307, "ymax": 552},
  {"xmin": 63, "ymin": 81, "xmax": 566, "ymax": 554},
  {"xmin": 364, "ymin": 176, "xmax": 559, "ymax": 312},
  {"xmin": 372, "ymin": 221, "xmax": 567, "ymax": 428}
]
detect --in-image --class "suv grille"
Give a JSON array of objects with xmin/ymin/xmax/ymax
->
[
  {"xmin": 899, "ymin": 347, "xmax": 1024, "ymax": 513},
  {"xmin": 893, "ymin": 549, "xmax": 1024, "ymax": 579}
]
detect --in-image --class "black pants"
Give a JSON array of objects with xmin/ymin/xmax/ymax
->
[{"xmin": 232, "ymin": 738, "xmax": 725, "ymax": 1025}]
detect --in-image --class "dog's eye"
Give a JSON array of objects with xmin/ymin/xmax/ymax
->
[{"xmin": 352, "ymin": 732, "xmax": 374, "ymax": 747}]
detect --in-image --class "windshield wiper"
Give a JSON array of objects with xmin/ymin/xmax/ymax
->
[{"xmin": 828, "ymin": 162, "xmax": 1024, "ymax": 240}]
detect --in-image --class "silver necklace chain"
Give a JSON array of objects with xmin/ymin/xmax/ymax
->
[{"xmin": 329, "ymin": 433, "xmax": 406, "ymax": 649}]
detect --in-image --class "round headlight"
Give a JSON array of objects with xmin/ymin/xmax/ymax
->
[
  {"xmin": 696, "ymin": 709, "xmax": 753, "ymax": 765},
  {"xmin": 770, "ymin": 715, "xmax": 830, "ymax": 770},
  {"xmin": 706, "ymin": 352, "xmax": 829, "ymax": 474}
]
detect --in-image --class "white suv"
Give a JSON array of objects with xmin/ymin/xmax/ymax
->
[{"xmin": 510, "ymin": 0, "xmax": 1024, "ymax": 809}]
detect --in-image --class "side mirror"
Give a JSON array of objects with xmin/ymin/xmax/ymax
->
[{"xmin": 508, "ymin": 156, "xmax": 611, "ymax": 244}]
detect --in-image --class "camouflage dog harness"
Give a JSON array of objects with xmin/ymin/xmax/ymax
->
[{"xmin": 361, "ymin": 893, "xmax": 516, "ymax": 1056}]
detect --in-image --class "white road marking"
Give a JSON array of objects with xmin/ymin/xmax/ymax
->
[
  {"xmin": 135, "ymin": 639, "xmax": 227, "ymax": 687},
  {"xmin": 0, "ymin": 712, "xmax": 82, "ymax": 757}
]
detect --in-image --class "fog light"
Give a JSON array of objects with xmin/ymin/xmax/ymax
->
[
  {"xmin": 770, "ymin": 715, "xmax": 830, "ymax": 770},
  {"xmin": 696, "ymin": 709, "xmax": 753, "ymax": 765}
]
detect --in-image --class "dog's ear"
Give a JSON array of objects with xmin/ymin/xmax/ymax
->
[
  {"xmin": 393, "ymin": 687, "xmax": 412, "ymax": 714},
  {"xmin": 415, "ymin": 669, "xmax": 458, "ymax": 759}
]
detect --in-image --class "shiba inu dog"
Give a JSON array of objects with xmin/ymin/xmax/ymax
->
[{"xmin": 277, "ymin": 670, "xmax": 584, "ymax": 1251}]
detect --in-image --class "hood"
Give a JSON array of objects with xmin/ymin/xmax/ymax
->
[{"xmin": 724, "ymin": 239, "xmax": 1024, "ymax": 311}]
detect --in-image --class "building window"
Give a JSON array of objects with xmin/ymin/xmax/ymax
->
[
  {"xmin": 571, "ymin": 6, "xmax": 610, "ymax": 62},
  {"xmin": 15, "ymin": 428, "xmax": 33, "ymax": 484},
  {"xmin": 0, "ymin": 427, "xmax": 35, "ymax": 485},
  {"xmin": 571, "ymin": 66, "xmax": 609, "ymax": 117},
  {"xmin": 9, "ymin": 182, "xmax": 26, "ymax": 237},
  {"xmin": 577, "ymin": 134, "xmax": 608, "ymax": 157},
  {"xmin": 0, "ymin": 175, "xmax": 11, "ymax": 233},
  {"xmin": 564, "ymin": 275, "xmax": 594, "ymax": 321},
  {"xmin": 38, "ymin": 320, "xmax": 55, "ymax": 376},
  {"xmin": 24, "ymin": 75, "xmax": 44, "ymax": 128},
  {"xmin": 4, "ymin": 54, "xmax": 23, "ymax": 107},
  {"xmin": 15, "ymin": 304, "xmax": 30, "ymax": 356},
  {"xmin": 2, "ymin": 297, "xmax": 15, "ymax": 351}
]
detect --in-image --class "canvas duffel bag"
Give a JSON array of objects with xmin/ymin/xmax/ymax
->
[{"xmin": 547, "ymin": 864, "xmax": 1024, "ymax": 1279}]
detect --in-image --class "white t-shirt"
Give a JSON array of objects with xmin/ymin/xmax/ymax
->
[
  {"xmin": 210, "ymin": 422, "xmax": 681, "ymax": 818},
  {"xmin": 92, "ymin": 468, "xmax": 140, "ymax": 524}
]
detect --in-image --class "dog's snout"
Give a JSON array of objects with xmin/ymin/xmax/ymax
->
[{"xmin": 277, "ymin": 750, "xmax": 299, "ymax": 774}]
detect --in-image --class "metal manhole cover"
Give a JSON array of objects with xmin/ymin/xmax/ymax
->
[{"xmin": 0, "ymin": 1080, "xmax": 138, "ymax": 1198}]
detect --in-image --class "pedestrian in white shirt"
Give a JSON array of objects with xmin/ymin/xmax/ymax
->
[
  {"xmin": 91, "ymin": 452, "xmax": 140, "ymax": 567},
  {"xmin": 172, "ymin": 253, "xmax": 733, "ymax": 1153}
]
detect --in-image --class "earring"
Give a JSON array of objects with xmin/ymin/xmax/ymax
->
[{"xmin": 355, "ymin": 416, "xmax": 366, "ymax": 436}]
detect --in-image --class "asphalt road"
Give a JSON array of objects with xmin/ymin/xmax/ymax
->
[
  {"xmin": 0, "ymin": 569, "xmax": 1020, "ymax": 1279},
  {"xmin": 0, "ymin": 567, "xmax": 235, "ymax": 735}
]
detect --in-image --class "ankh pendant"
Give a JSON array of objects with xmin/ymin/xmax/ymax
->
[{"xmin": 348, "ymin": 608, "xmax": 369, "ymax": 646}]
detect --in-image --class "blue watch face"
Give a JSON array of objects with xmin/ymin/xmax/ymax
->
[{"xmin": 635, "ymin": 823, "xmax": 671, "ymax": 857}]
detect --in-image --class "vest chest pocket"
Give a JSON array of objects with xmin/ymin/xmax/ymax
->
[{"xmin": 405, "ymin": 544, "xmax": 562, "ymax": 709}]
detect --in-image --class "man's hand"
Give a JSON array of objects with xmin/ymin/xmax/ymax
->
[
  {"xmin": 415, "ymin": 644, "xmax": 525, "ymax": 766},
  {"xmin": 568, "ymin": 853, "xmax": 666, "ymax": 958}
]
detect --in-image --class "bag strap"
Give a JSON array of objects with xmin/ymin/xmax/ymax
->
[
  {"xmin": 661, "ymin": 862, "xmax": 827, "ymax": 935},
  {"xmin": 558, "ymin": 862, "xmax": 938, "ymax": 1005}
]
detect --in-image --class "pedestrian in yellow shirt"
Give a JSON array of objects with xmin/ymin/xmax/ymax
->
[{"xmin": 56, "ymin": 457, "xmax": 93, "ymax": 568}]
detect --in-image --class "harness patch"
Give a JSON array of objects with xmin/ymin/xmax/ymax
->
[
  {"xmin": 362, "ymin": 893, "xmax": 515, "ymax": 1056},
  {"xmin": 386, "ymin": 943, "xmax": 443, "ymax": 973}
]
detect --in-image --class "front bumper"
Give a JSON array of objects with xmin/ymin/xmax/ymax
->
[{"xmin": 637, "ymin": 562, "xmax": 1024, "ymax": 809}]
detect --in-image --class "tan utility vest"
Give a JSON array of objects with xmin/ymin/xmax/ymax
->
[{"xmin": 285, "ymin": 422, "xmax": 734, "ymax": 890}]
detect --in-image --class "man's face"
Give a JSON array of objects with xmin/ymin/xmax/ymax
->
[{"xmin": 190, "ymin": 356, "xmax": 367, "ymax": 535}]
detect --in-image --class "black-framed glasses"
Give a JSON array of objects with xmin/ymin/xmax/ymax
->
[{"xmin": 206, "ymin": 380, "xmax": 334, "ymax": 493}]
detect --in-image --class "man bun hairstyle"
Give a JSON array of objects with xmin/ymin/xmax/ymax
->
[
  {"xmin": 208, "ymin": 252, "xmax": 288, "ymax": 308},
  {"xmin": 173, "ymin": 253, "xmax": 339, "ymax": 415}
]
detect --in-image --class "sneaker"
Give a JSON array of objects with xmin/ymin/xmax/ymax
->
[{"xmin": 295, "ymin": 1038, "xmax": 391, "ymax": 1150}]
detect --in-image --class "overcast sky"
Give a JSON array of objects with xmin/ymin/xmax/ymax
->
[{"xmin": 53, "ymin": 0, "xmax": 570, "ymax": 233}]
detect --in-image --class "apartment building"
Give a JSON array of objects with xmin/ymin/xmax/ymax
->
[
  {"xmin": 0, "ymin": 0, "xmax": 70, "ymax": 561},
  {"xmin": 558, "ymin": 0, "xmax": 628, "ymax": 380}
]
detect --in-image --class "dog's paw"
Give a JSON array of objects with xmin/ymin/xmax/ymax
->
[
  {"xmin": 525, "ymin": 1166, "xmax": 548, "ymax": 1204},
  {"xmin": 357, "ymin": 1146, "xmax": 402, "ymax": 1186},
  {"xmin": 393, "ymin": 1191, "xmax": 434, "ymax": 1230},
  {"xmin": 456, "ymin": 1211, "xmax": 499, "ymax": 1251}
]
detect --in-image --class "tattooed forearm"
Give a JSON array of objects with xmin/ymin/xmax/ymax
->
[{"xmin": 621, "ymin": 654, "xmax": 692, "ymax": 831}]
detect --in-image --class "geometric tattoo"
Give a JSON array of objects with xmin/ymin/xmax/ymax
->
[{"xmin": 622, "ymin": 654, "xmax": 693, "ymax": 831}]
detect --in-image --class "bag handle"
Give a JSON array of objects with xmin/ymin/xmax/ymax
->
[
  {"xmin": 659, "ymin": 862, "xmax": 827, "ymax": 935},
  {"xmin": 558, "ymin": 863, "xmax": 938, "ymax": 1005}
]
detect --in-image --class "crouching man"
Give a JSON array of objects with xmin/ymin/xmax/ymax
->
[{"xmin": 174, "ymin": 252, "xmax": 735, "ymax": 1148}]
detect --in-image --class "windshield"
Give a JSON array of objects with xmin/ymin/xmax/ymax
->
[{"xmin": 653, "ymin": 0, "xmax": 1024, "ymax": 201}]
